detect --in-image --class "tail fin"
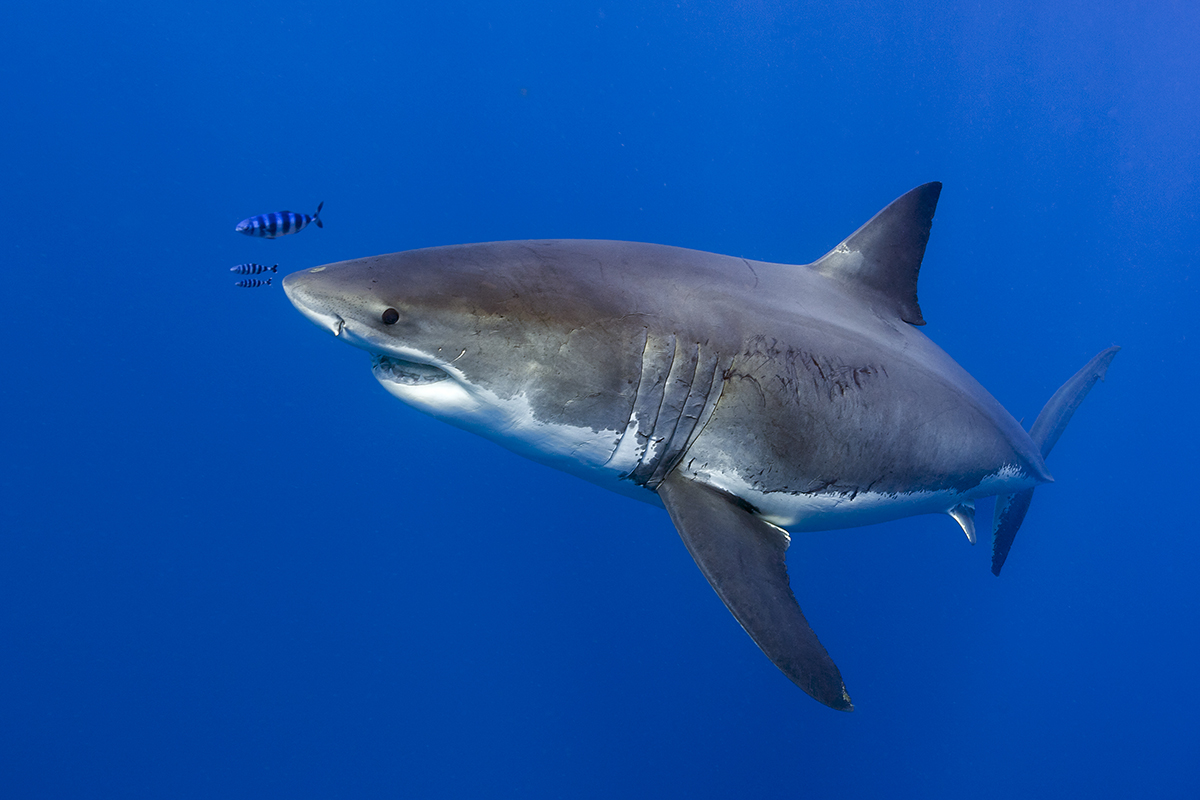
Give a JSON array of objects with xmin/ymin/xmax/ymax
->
[
  {"xmin": 313, "ymin": 201, "xmax": 324, "ymax": 228},
  {"xmin": 991, "ymin": 346, "xmax": 1121, "ymax": 575}
]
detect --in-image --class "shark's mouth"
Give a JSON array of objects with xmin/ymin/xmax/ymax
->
[{"xmin": 371, "ymin": 353, "xmax": 450, "ymax": 386}]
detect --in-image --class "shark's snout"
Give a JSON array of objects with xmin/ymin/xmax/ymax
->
[{"xmin": 282, "ymin": 268, "xmax": 345, "ymax": 337}]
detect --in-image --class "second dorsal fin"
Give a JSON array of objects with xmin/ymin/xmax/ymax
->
[{"xmin": 810, "ymin": 182, "xmax": 942, "ymax": 326}]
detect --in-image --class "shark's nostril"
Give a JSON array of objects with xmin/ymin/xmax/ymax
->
[{"xmin": 281, "ymin": 273, "xmax": 348, "ymax": 338}]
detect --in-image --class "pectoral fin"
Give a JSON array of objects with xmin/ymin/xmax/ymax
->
[{"xmin": 657, "ymin": 471, "xmax": 853, "ymax": 711}]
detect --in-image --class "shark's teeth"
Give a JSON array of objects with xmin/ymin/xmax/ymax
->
[{"xmin": 371, "ymin": 354, "xmax": 449, "ymax": 386}]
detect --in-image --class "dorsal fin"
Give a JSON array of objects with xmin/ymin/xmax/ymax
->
[{"xmin": 810, "ymin": 182, "xmax": 942, "ymax": 326}]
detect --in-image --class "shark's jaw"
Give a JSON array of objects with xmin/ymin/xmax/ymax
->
[
  {"xmin": 370, "ymin": 353, "xmax": 450, "ymax": 386},
  {"xmin": 282, "ymin": 268, "xmax": 461, "ymax": 406},
  {"xmin": 365, "ymin": 349, "xmax": 487, "ymax": 437}
]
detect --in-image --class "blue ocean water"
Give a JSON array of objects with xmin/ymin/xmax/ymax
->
[{"xmin": 1, "ymin": 1, "xmax": 1196, "ymax": 797}]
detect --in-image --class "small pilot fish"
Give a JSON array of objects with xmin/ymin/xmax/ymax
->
[
  {"xmin": 230, "ymin": 263, "xmax": 278, "ymax": 274},
  {"xmin": 235, "ymin": 201, "xmax": 323, "ymax": 238},
  {"xmin": 234, "ymin": 278, "xmax": 272, "ymax": 288}
]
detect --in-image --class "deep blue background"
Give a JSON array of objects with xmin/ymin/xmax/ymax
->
[{"xmin": 2, "ymin": 2, "xmax": 1196, "ymax": 797}]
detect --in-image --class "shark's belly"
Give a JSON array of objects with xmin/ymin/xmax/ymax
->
[
  {"xmin": 676, "ymin": 456, "xmax": 1036, "ymax": 531},
  {"xmin": 371, "ymin": 319, "xmax": 1045, "ymax": 533},
  {"xmin": 372, "ymin": 354, "xmax": 681, "ymax": 506},
  {"xmin": 672, "ymin": 332, "xmax": 1047, "ymax": 532}
]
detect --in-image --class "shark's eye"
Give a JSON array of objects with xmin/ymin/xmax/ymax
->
[{"xmin": 381, "ymin": 308, "xmax": 400, "ymax": 325}]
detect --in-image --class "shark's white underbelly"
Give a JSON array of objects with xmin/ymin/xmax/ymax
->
[
  {"xmin": 373, "ymin": 363, "xmax": 1039, "ymax": 532},
  {"xmin": 681, "ymin": 462, "xmax": 1037, "ymax": 532},
  {"xmin": 373, "ymin": 366, "xmax": 660, "ymax": 504}
]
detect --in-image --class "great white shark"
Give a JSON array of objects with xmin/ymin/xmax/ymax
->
[{"xmin": 282, "ymin": 183, "xmax": 1118, "ymax": 710}]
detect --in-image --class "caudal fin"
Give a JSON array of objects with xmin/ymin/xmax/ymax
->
[
  {"xmin": 991, "ymin": 346, "xmax": 1121, "ymax": 575},
  {"xmin": 313, "ymin": 200, "xmax": 324, "ymax": 228}
]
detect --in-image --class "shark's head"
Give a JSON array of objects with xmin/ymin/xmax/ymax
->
[
  {"xmin": 280, "ymin": 242, "xmax": 655, "ymax": 469},
  {"xmin": 282, "ymin": 250, "xmax": 499, "ymax": 413}
]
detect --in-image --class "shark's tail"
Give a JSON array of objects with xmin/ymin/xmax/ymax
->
[{"xmin": 991, "ymin": 346, "xmax": 1121, "ymax": 575}]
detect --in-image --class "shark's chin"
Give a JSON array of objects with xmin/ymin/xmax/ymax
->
[{"xmin": 371, "ymin": 353, "xmax": 450, "ymax": 386}]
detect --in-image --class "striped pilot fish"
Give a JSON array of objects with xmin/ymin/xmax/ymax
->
[
  {"xmin": 234, "ymin": 278, "xmax": 272, "ymax": 288},
  {"xmin": 235, "ymin": 201, "xmax": 323, "ymax": 238},
  {"xmin": 230, "ymin": 263, "xmax": 278, "ymax": 274}
]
